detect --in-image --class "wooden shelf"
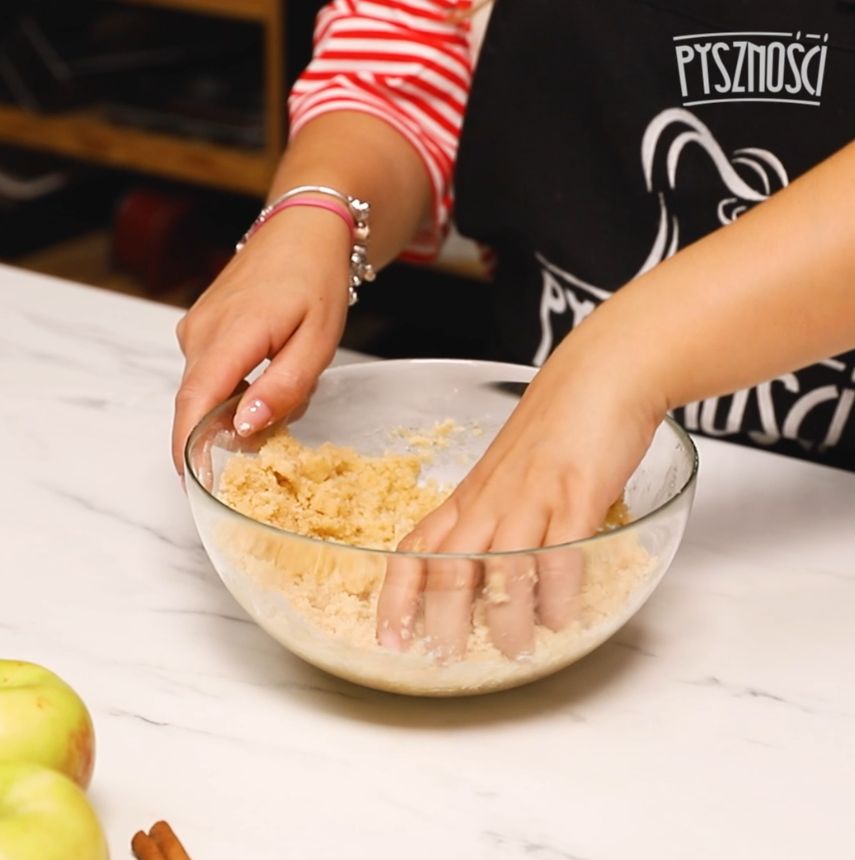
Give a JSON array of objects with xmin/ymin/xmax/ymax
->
[
  {"xmin": 115, "ymin": 0, "xmax": 273, "ymax": 21},
  {"xmin": 0, "ymin": 105, "xmax": 274, "ymax": 196},
  {"xmin": 1, "ymin": 1, "xmax": 286, "ymax": 197}
]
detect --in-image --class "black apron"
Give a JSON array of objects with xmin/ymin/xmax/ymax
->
[{"xmin": 454, "ymin": 0, "xmax": 855, "ymax": 471}]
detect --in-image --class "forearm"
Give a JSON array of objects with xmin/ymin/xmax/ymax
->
[
  {"xmin": 563, "ymin": 140, "xmax": 855, "ymax": 412},
  {"xmin": 266, "ymin": 111, "xmax": 433, "ymax": 269}
]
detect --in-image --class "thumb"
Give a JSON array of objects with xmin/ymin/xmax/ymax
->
[{"xmin": 233, "ymin": 323, "xmax": 338, "ymax": 436}]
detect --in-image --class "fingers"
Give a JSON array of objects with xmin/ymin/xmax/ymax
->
[
  {"xmin": 232, "ymin": 318, "xmax": 340, "ymax": 438},
  {"xmin": 377, "ymin": 493, "xmax": 605, "ymax": 660},
  {"xmin": 376, "ymin": 482, "xmax": 591, "ymax": 661},
  {"xmin": 483, "ymin": 555, "xmax": 538, "ymax": 658},
  {"xmin": 376, "ymin": 460, "xmax": 611, "ymax": 664},
  {"xmin": 376, "ymin": 501, "xmax": 457, "ymax": 651},
  {"xmin": 484, "ymin": 508, "xmax": 549, "ymax": 658},
  {"xmin": 184, "ymin": 376, "xmax": 249, "ymax": 495},
  {"xmin": 174, "ymin": 298, "xmax": 342, "ymax": 476},
  {"xmin": 173, "ymin": 316, "xmax": 282, "ymax": 475},
  {"xmin": 423, "ymin": 511, "xmax": 495, "ymax": 661},
  {"xmin": 536, "ymin": 508, "xmax": 600, "ymax": 631},
  {"xmin": 376, "ymin": 553, "xmax": 424, "ymax": 651},
  {"xmin": 424, "ymin": 557, "xmax": 480, "ymax": 662}
]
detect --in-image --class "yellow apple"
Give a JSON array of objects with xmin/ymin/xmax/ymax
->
[
  {"xmin": 0, "ymin": 661, "xmax": 94, "ymax": 788},
  {"xmin": 0, "ymin": 761, "xmax": 108, "ymax": 860}
]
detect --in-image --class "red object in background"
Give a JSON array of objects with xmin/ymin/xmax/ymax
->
[{"xmin": 112, "ymin": 187, "xmax": 210, "ymax": 295}]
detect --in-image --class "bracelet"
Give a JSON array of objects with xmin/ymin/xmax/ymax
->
[
  {"xmin": 235, "ymin": 185, "xmax": 375, "ymax": 306},
  {"xmin": 271, "ymin": 198, "xmax": 355, "ymax": 233}
]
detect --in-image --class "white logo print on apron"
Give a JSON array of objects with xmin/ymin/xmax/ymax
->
[{"xmin": 534, "ymin": 107, "xmax": 789, "ymax": 366}]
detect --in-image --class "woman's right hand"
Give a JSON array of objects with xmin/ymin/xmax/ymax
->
[{"xmin": 171, "ymin": 206, "xmax": 352, "ymax": 476}]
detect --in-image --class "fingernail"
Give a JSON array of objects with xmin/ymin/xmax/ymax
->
[
  {"xmin": 234, "ymin": 399, "xmax": 272, "ymax": 437},
  {"xmin": 378, "ymin": 629, "xmax": 404, "ymax": 652},
  {"xmin": 424, "ymin": 635, "xmax": 464, "ymax": 665},
  {"xmin": 178, "ymin": 474, "xmax": 186, "ymax": 494}
]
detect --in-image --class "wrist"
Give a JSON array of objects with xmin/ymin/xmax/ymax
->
[
  {"xmin": 224, "ymin": 208, "xmax": 352, "ymax": 309},
  {"xmin": 238, "ymin": 184, "xmax": 375, "ymax": 306},
  {"xmin": 245, "ymin": 204, "xmax": 352, "ymax": 259},
  {"xmin": 550, "ymin": 312, "xmax": 670, "ymax": 428}
]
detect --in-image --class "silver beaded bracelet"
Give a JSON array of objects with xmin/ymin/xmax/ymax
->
[{"xmin": 235, "ymin": 184, "xmax": 376, "ymax": 306}]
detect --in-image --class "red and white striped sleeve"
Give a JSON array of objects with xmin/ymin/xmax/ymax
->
[{"xmin": 288, "ymin": 0, "xmax": 474, "ymax": 262}]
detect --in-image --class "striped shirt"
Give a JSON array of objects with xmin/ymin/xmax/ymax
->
[{"xmin": 288, "ymin": 1, "xmax": 492, "ymax": 261}]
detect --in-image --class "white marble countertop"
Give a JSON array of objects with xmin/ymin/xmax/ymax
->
[{"xmin": 1, "ymin": 263, "xmax": 854, "ymax": 860}]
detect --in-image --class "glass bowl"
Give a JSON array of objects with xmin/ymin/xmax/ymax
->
[{"xmin": 185, "ymin": 359, "xmax": 698, "ymax": 696}]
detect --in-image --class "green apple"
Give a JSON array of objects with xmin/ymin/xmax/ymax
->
[
  {"xmin": 0, "ymin": 661, "xmax": 94, "ymax": 788},
  {"xmin": 0, "ymin": 761, "xmax": 108, "ymax": 860}
]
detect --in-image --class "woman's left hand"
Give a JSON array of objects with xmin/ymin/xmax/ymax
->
[{"xmin": 376, "ymin": 332, "xmax": 665, "ymax": 660}]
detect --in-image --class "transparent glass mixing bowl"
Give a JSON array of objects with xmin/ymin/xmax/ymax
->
[{"xmin": 185, "ymin": 359, "xmax": 698, "ymax": 696}]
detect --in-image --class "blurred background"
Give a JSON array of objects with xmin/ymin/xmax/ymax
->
[{"xmin": 0, "ymin": 0, "xmax": 491, "ymax": 358}]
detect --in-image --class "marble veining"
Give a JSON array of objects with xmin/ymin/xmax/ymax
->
[
  {"xmin": 482, "ymin": 831, "xmax": 588, "ymax": 860},
  {"xmin": 681, "ymin": 675, "xmax": 817, "ymax": 714},
  {"xmin": 36, "ymin": 481, "xmax": 200, "ymax": 552},
  {"xmin": 2, "ymin": 264, "xmax": 855, "ymax": 859}
]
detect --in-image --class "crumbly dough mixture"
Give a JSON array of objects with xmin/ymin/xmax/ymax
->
[
  {"xmin": 218, "ymin": 430, "xmax": 449, "ymax": 550},
  {"xmin": 214, "ymin": 427, "xmax": 653, "ymax": 694}
]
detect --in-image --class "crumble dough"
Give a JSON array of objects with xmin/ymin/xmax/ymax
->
[{"xmin": 213, "ymin": 427, "xmax": 656, "ymax": 695}]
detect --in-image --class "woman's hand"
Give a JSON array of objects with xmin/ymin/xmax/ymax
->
[
  {"xmin": 172, "ymin": 207, "xmax": 352, "ymax": 475},
  {"xmin": 377, "ymin": 331, "xmax": 667, "ymax": 660},
  {"xmin": 376, "ymin": 141, "xmax": 855, "ymax": 660}
]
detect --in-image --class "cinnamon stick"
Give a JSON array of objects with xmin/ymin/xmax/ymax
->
[
  {"xmin": 131, "ymin": 821, "xmax": 191, "ymax": 860},
  {"xmin": 150, "ymin": 820, "xmax": 192, "ymax": 860},
  {"xmin": 131, "ymin": 830, "xmax": 166, "ymax": 860}
]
